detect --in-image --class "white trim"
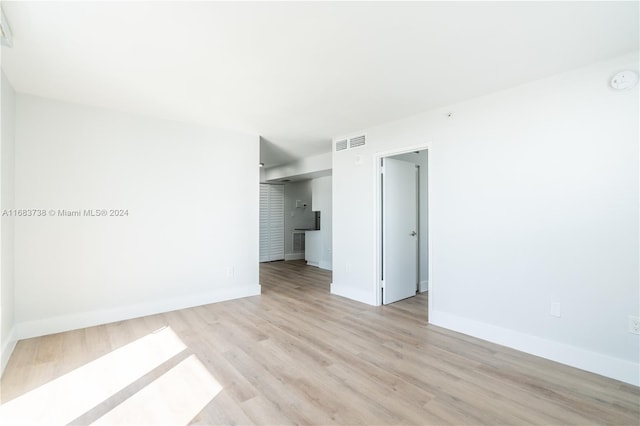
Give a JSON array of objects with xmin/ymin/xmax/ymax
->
[
  {"xmin": 331, "ymin": 282, "xmax": 376, "ymax": 305},
  {"xmin": 285, "ymin": 253, "xmax": 305, "ymax": 261},
  {"xmin": 306, "ymin": 260, "xmax": 319, "ymax": 267},
  {"xmin": 15, "ymin": 284, "xmax": 261, "ymax": 340},
  {"xmin": 374, "ymin": 143, "xmax": 432, "ymax": 306},
  {"xmin": 427, "ymin": 150, "xmax": 433, "ymax": 320},
  {"xmin": 430, "ymin": 310, "xmax": 640, "ymax": 387},
  {"xmin": 1, "ymin": 326, "xmax": 17, "ymax": 377},
  {"xmin": 419, "ymin": 280, "xmax": 428, "ymax": 293}
]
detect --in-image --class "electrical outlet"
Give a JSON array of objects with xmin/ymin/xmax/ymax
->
[
  {"xmin": 226, "ymin": 267, "xmax": 235, "ymax": 278},
  {"xmin": 550, "ymin": 302, "xmax": 561, "ymax": 318},
  {"xmin": 628, "ymin": 316, "xmax": 640, "ymax": 335}
]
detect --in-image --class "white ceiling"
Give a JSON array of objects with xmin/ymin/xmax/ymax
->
[{"xmin": 1, "ymin": 1, "xmax": 638, "ymax": 167}]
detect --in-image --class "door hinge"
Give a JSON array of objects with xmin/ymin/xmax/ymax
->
[{"xmin": 380, "ymin": 280, "xmax": 385, "ymax": 289}]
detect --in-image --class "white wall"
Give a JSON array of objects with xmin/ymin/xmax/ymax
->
[
  {"xmin": 284, "ymin": 180, "xmax": 315, "ymax": 260},
  {"xmin": 311, "ymin": 176, "xmax": 332, "ymax": 270},
  {"xmin": 1, "ymin": 71, "xmax": 16, "ymax": 375},
  {"xmin": 13, "ymin": 94, "xmax": 260, "ymax": 339},
  {"xmin": 332, "ymin": 52, "xmax": 639, "ymax": 385},
  {"xmin": 390, "ymin": 151, "xmax": 428, "ymax": 291}
]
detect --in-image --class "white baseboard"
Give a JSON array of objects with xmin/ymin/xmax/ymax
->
[
  {"xmin": 1, "ymin": 326, "xmax": 17, "ymax": 377},
  {"xmin": 306, "ymin": 260, "xmax": 319, "ymax": 267},
  {"xmin": 330, "ymin": 282, "xmax": 376, "ymax": 305},
  {"xmin": 430, "ymin": 310, "xmax": 640, "ymax": 387},
  {"xmin": 16, "ymin": 284, "xmax": 261, "ymax": 340},
  {"xmin": 285, "ymin": 253, "xmax": 305, "ymax": 261},
  {"xmin": 419, "ymin": 280, "xmax": 428, "ymax": 293}
]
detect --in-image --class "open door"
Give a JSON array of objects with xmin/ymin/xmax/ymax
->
[{"xmin": 382, "ymin": 157, "xmax": 418, "ymax": 304}]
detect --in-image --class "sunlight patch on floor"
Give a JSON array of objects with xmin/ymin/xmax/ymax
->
[
  {"xmin": 92, "ymin": 354, "xmax": 222, "ymax": 425},
  {"xmin": 0, "ymin": 326, "xmax": 186, "ymax": 425}
]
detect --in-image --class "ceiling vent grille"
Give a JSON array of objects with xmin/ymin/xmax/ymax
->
[
  {"xmin": 334, "ymin": 134, "xmax": 366, "ymax": 153},
  {"xmin": 335, "ymin": 139, "xmax": 348, "ymax": 152},
  {"xmin": 349, "ymin": 134, "xmax": 366, "ymax": 149}
]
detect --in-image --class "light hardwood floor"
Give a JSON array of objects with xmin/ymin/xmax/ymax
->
[{"xmin": 1, "ymin": 260, "xmax": 639, "ymax": 425}]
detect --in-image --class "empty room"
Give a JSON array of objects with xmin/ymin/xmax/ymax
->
[{"xmin": 0, "ymin": 1, "xmax": 638, "ymax": 425}]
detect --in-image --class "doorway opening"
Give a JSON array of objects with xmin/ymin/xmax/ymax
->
[
  {"xmin": 259, "ymin": 176, "xmax": 333, "ymax": 296},
  {"xmin": 376, "ymin": 147, "xmax": 430, "ymax": 306}
]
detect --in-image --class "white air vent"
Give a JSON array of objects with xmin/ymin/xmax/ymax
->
[
  {"xmin": 334, "ymin": 134, "xmax": 367, "ymax": 153},
  {"xmin": 349, "ymin": 134, "xmax": 366, "ymax": 149}
]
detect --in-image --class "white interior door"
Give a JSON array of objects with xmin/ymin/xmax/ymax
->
[{"xmin": 382, "ymin": 158, "xmax": 418, "ymax": 304}]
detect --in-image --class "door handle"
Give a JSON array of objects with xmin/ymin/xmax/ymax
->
[{"xmin": 410, "ymin": 231, "xmax": 417, "ymax": 236}]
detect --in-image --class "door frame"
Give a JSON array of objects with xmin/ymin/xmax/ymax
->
[{"xmin": 374, "ymin": 144, "xmax": 432, "ymax": 313}]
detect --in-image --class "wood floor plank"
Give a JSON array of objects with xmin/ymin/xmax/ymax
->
[{"xmin": 1, "ymin": 259, "xmax": 638, "ymax": 425}]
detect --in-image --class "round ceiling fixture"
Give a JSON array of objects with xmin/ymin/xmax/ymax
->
[{"xmin": 610, "ymin": 70, "xmax": 638, "ymax": 90}]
